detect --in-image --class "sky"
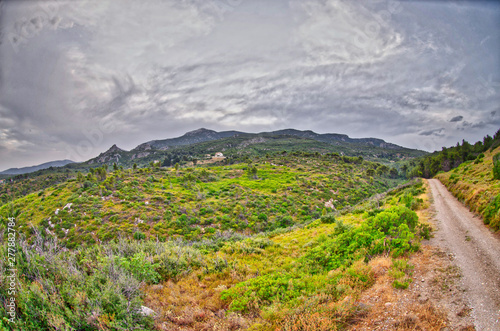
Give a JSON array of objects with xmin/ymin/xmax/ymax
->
[{"xmin": 0, "ymin": 0, "xmax": 499, "ymax": 170}]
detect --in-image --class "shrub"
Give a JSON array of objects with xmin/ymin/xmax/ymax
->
[
  {"xmin": 303, "ymin": 206, "xmax": 419, "ymax": 273},
  {"xmin": 320, "ymin": 213, "xmax": 336, "ymax": 224},
  {"xmin": 133, "ymin": 231, "xmax": 146, "ymax": 240},
  {"xmin": 389, "ymin": 259, "xmax": 414, "ymax": 289},
  {"xmin": 116, "ymin": 252, "xmax": 160, "ymax": 283}
]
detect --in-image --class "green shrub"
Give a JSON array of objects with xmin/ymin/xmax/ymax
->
[
  {"xmin": 133, "ymin": 231, "xmax": 146, "ymax": 240},
  {"xmin": 389, "ymin": 259, "xmax": 414, "ymax": 289},
  {"xmin": 116, "ymin": 252, "xmax": 160, "ymax": 283},
  {"xmin": 320, "ymin": 213, "xmax": 336, "ymax": 224},
  {"xmin": 303, "ymin": 206, "xmax": 419, "ymax": 273}
]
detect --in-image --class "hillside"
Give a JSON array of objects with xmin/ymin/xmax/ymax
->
[
  {"xmin": 436, "ymin": 145, "xmax": 500, "ymax": 231},
  {"xmin": 0, "ymin": 152, "xmax": 435, "ymax": 329},
  {"xmin": 405, "ymin": 129, "xmax": 500, "ymax": 178},
  {"xmin": 1, "ymin": 153, "xmax": 405, "ymax": 248}
]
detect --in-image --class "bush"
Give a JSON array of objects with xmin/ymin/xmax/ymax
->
[
  {"xmin": 389, "ymin": 259, "xmax": 414, "ymax": 289},
  {"xmin": 320, "ymin": 213, "xmax": 336, "ymax": 224},
  {"xmin": 303, "ymin": 206, "xmax": 419, "ymax": 273},
  {"xmin": 133, "ymin": 231, "xmax": 146, "ymax": 240},
  {"xmin": 0, "ymin": 235, "xmax": 153, "ymax": 330}
]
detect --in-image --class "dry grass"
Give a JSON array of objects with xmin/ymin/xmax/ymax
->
[
  {"xmin": 143, "ymin": 271, "xmax": 258, "ymax": 331},
  {"xmin": 348, "ymin": 249, "xmax": 449, "ymax": 330}
]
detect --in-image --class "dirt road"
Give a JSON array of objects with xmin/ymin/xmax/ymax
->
[{"xmin": 428, "ymin": 179, "xmax": 500, "ymax": 330}]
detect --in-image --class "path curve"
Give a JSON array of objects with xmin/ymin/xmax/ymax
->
[{"xmin": 428, "ymin": 179, "xmax": 500, "ymax": 330}]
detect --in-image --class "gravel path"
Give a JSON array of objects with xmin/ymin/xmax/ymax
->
[{"xmin": 428, "ymin": 179, "xmax": 500, "ymax": 330}]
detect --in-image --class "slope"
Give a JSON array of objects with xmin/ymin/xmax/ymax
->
[
  {"xmin": 1, "ymin": 153, "xmax": 405, "ymax": 248},
  {"xmin": 436, "ymin": 145, "xmax": 500, "ymax": 231}
]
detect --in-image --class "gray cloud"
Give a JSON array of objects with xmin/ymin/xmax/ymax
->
[
  {"xmin": 0, "ymin": 0, "xmax": 499, "ymax": 169},
  {"xmin": 450, "ymin": 115, "xmax": 464, "ymax": 122},
  {"xmin": 419, "ymin": 128, "xmax": 446, "ymax": 137}
]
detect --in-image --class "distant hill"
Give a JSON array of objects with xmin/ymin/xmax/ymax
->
[{"xmin": 0, "ymin": 159, "xmax": 74, "ymax": 175}]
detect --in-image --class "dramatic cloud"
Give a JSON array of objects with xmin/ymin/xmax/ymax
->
[{"xmin": 0, "ymin": 0, "xmax": 499, "ymax": 169}]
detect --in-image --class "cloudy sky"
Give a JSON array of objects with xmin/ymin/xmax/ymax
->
[{"xmin": 1, "ymin": 0, "xmax": 499, "ymax": 170}]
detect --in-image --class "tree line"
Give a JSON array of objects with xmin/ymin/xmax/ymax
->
[{"xmin": 405, "ymin": 129, "xmax": 500, "ymax": 179}]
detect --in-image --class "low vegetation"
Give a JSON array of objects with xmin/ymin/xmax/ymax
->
[{"xmin": 0, "ymin": 153, "xmax": 404, "ymax": 248}]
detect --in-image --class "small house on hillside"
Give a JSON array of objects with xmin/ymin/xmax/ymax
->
[{"xmin": 215, "ymin": 152, "xmax": 224, "ymax": 158}]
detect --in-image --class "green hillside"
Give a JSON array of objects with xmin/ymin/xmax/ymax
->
[
  {"xmin": 436, "ymin": 145, "xmax": 500, "ymax": 231},
  {"xmin": 0, "ymin": 158, "xmax": 430, "ymax": 330},
  {"xmin": 1, "ymin": 153, "xmax": 404, "ymax": 248}
]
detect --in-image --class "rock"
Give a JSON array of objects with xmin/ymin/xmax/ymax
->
[
  {"xmin": 55, "ymin": 209, "xmax": 59, "ymax": 215},
  {"xmin": 140, "ymin": 306, "xmax": 156, "ymax": 317}
]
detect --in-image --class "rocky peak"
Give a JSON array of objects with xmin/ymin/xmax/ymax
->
[{"xmin": 105, "ymin": 144, "xmax": 124, "ymax": 154}]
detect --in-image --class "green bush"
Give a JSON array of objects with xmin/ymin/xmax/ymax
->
[
  {"xmin": 116, "ymin": 252, "xmax": 160, "ymax": 283},
  {"xmin": 303, "ymin": 206, "xmax": 419, "ymax": 273},
  {"xmin": 133, "ymin": 231, "xmax": 146, "ymax": 240},
  {"xmin": 389, "ymin": 259, "xmax": 414, "ymax": 289},
  {"xmin": 320, "ymin": 213, "xmax": 336, "ymax": 224}
]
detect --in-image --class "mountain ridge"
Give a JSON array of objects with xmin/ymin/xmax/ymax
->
[
  {"xmin": 134, "ymin": 128, "xmax": 406, "ymax": 151},
  {"xmin": 0, "ymin": 159, "xmax": 74, "ymax": 175}
]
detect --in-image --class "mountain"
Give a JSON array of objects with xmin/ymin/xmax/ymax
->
[
  {"xmin": 134, "ymin": 128, "xmax": 244, "ymax": 150},
  {"xmin": 0, "ymin": 159, "xmax": 75, "ymax": 175},
  {"xmin": 88, "ymin": 144, "xmax": 125, "ymax": 165},
  {"xmin": 260, "ymin": 129, "xmax": 401, "ymax": 149},
  {"xmin": 84, "ymin": 128, "xmax": 427, "ymax": 167},
  {"xmin": 136, "ymin": 128, "xmax": 407, "ymax": 151}
]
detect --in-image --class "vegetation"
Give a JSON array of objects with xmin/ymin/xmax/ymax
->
[
  {"xmin": 405, "ymin": 129, "xmax": 500, "ymax": 179},
  {"xmin": 0, "ymin": 153, "xmax": 405, "ymax": 248},
  {"xmin": 436, "ymin": 145, "xmax": 500, "ymax": 231},
  {"xmin": 0, "ymin": 178, "xmax": 429, "ymax": 330}
]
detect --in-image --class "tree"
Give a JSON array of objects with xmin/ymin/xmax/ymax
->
[
  {"xmin": 76, "ymin": 172, "xmax": 84, "ymax": 183},
  {"xmin": 247, "ymin": 166, "xmax": 258, "ymax": 179},
  {"xmin": 389, "ymin": 168, "xmax": 399, "ymax": 179},
  {"xmin": 163, "ymin": 157, "xmax": 172, "ymax": 167},
  {"xmin": 133, "ymin": 163, "xmax": 138, "ymax": 170},
  {"xmin": 96, "ymin": 167, "xmax": 107, "ymax": 181},
  {"xmin": 493, "ymin": 153, "xmax": 500, "ymax": 180},
  {"xmin": 113, "ymin": 163, "xmax": 118, "ymax": 171}
]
